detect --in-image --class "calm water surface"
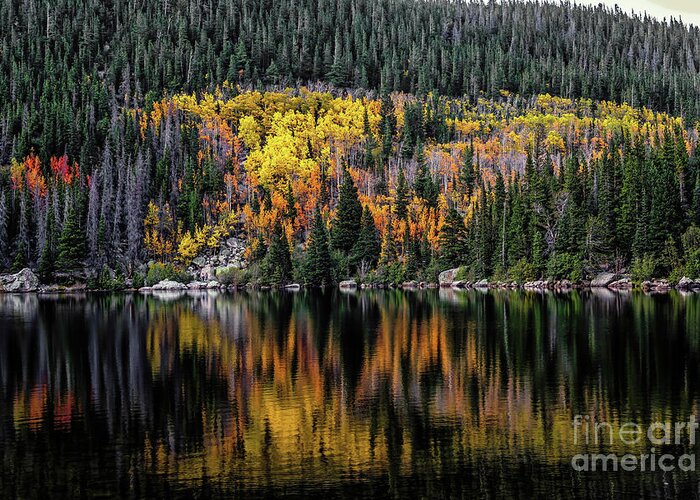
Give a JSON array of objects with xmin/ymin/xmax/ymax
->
[{"xmin": 1, "ymin": 289, "xmax": 700, "ymax": 498}]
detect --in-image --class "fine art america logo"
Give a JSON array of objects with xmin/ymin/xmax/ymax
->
[{"xmin": 571, "ymin": 415, "xmax": 697, "ymax": 472}]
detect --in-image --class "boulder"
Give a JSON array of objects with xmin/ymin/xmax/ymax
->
[
  {"xmin": 590, "ymin": 272, "xmax": 619, "ymax": 287},
  {"xmin": 652, "ymin": 279, "xmax": 671, "ymax": 291},
  {"xmin": 558, "ymin": 279, "xmax": 573, "ymax": 289},
  {"xmin": 438, "ymin": 268, "xmax": 461, "ymax": 287},
  {"xmin": 199, "ymin": 265, "xmax": 215, "ymax": 281},
  {"xmin": 226, "ymin": 237, "xmax": 243, "ymax": 249},
  {"xmin": 206, "ymin": 280, "xmax": 221, "ymax": 289},
  {"xmin": 192, "ymin": 256, "xmax": 207, "ymax": 267},
  {"xmin": 402, "ymin": 280, "xmax": 419, "ymax": 289},
  {"xmin": 339, "ymin": 280, "xmax": 357, "ymax": 289},
  {"xmin": 0, "ymin": 268, "xmax": 39, "ymax": 292},
  {"xmin": 151, "ymin": 280, "xmax": 187, "ymax": 290},
  {"xmin": 451, "ymin": 280, "xmax": 466, "ymax": 289},
  {"xmin": 608, "ymin": 278, "xmax": 632, "ymax": 290},
  {"xmin": 474, "ymin": 279, "xmax": 489, "ymax": 288},
  {"xmin": 285, "ymin": 283, "xmax": 301, "ymax": 290},
  {"xmin": 677, "ymin": 277, "xmax": 700, "ymax": 290},
  {"xmin": 187, "ymin": 281, "xmax": 207, "ymax": 289}
]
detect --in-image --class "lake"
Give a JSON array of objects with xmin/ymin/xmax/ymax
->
[{"xmin": 0, "ymin": 289, "xmax": 699, "ymax": 498}]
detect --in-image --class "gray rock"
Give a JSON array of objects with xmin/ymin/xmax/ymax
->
[
  {"xmin": 339, "ymin": 280, "xmax": 357, "ymax": 289},
  {"xmin": 0, "ymin": 268, "xmax": 40, "ymax": 292},
  {"xmin": 152, "ymin": 280, "xmax": 187, "ymax": 290},
  {"xmin": 285, "ymin": 283, "xmax": 301, "ymax": 290},
  {"xmin": 590, "ymin": 272, "xmax": 619, "ymax": 287},
  {"xmin": 206, "ymin": 280, "xmax": 221, "ymax": 289},
  {"xmin": 677, "ymin": 276, "xmax": 699, "ymax": 290},
  {"xmin": 199, "ymin": 265, "xmax": 215, "ymax": 281},
  {"xmin": 226, "ymin": 237, "xmax": 243, "ymax": 249},
  {"xmin": 192, "ymin": 257, "xmax": 207, "ymax": 267},
  {"xmin": 474, "ymin": 279, "xmax": 489, "ymax": 288},
  {"xmin": 187, "ymin": 281, "xmax": 207, "ymax": 289},
  {"xmin": 402, "ymin": 280, "xmax": 419, "ymax": 289},
  {"xmin": 609, "ymin": 278, "xmax": 632, "ymax": 289},
  {"xmin": 438, "ymin": 268, "xmax": 461, "ymax": 287}
]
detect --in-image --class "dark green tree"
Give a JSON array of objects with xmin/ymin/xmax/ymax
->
[
  {"xmin": 263, "ymin": 221, "xmax": 293, "ymax": 285},
  {"xmin": 56, "ymin": 207, "xmax": 86, "ymax": 272},
  {"xmin": 438, "ymin": 207, "xmax": 467, "ymax": 269},
  {"xmin": 304, "ymin": 207, "xmax": 334, "ymax": 286},
  {"xmin": 394, "ymin": 168, "xmax": 410, "ymax": 220},
  {"xmin": 350, "ymin": 206, "xmax": 381, "ymax": 272},
  {"xmin": 331, "ymin": 167, "xmax": 363, "ymax": 253}
]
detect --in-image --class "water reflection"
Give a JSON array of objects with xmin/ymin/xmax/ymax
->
[{"xmin": 0, "ymin": 290, "xmax": 699, "ymax": 497}]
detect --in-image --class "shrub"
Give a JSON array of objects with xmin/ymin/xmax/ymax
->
[
  {"xmin": 88, "ymin": 266, "xmax": 126, "ymax": 291},
  {"xmin": 508, "ymin": 258, "xmax": 537, "ymax": 283},
  {"xmin": 216, "ymin": 266, "xmax": 246, "ymax": 286},
  {"xmin": 630, "ymin": 254, "xmax": 657, "ymax": 283},
  {"xmin": 418, "ymin": 260, "xmax": 442, "ymax": 283},
  {"xmin": 668, "ymin": 264, "xmax": 686, "ymax": 284},
  {"xmin": 685, "ymin": 249, "xmax": 700, "ymax": 279},
  {"xmin": 374, "ymin": 262, "xmax": 405, "ymax": 285},
  {"xmin": 132, "ymin": 272, "xmax": 145, "ymax": 289},
  {"xmin": 546, "ymin": 252, "xmax": 583, "ymax": 282},
  {"xmin": 454, "ymin": 265, "xmax": 473, "ymax": 281},
  {"xmin": 145, "ymin": 263, "xmax": 191, "ymax": 286}
]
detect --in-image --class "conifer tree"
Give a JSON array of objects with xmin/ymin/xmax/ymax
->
[
  {"xmin": 458, "ymin": 142, "xmax": 475, "ymax": 198},
  {"xmin": 331, "ymin": 167, "xmax": 362, "ymax": 253},
  {"xmin": 56, "ymin": 207, "xmax": 86, "ymax": 272},
  {"xmin": 438, "ymin": 207, "xmax": 467, "ymax": 268},
  {"xmin": 0, "ymin": 191, "xmax": 8, "ymax": 270},
  {"xmin": 351, "ymin": 206, "xmax": 381, "ymax": 272},
  {"xmin": 394, "ymin": 168, "xmax": 410, "ymax": 220},
  {"xmin": 304, "ymin": 207, "xmax": 334, "ymax": 286},
  {"xmin": 263, "ymin": 221, "xmax": 293, "ymax": 285}
]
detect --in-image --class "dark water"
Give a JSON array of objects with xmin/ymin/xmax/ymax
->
[{"xmin": 1, "ymin": 289, "xmax": 700, "ymax": 499}]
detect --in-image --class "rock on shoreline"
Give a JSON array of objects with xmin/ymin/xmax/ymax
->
[{"xmin": 0, "ymin": 269, "xmax": 39, "ymax": 292}]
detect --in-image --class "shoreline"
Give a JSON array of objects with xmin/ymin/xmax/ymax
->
[{"xmin": 1, "ymin": 283, "xmax": 699, "ymax": 295}]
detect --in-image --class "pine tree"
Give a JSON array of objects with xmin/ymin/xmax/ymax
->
[
  {"xmin": 351, "ymin": 206, "xmax": 381, "ymax": 272},
  {"xmin": 404, "ymin": 226, "xmax": 421, "ymax": 278},
  {"xmin": 56, "ymin": 206, "xmax": 86, "ymax": 272},
  {"xmin": 263, "ymin": 221, "xmax": 293, "ymax": 285},
  {"xmin": 394, "ymin": 168, "xmax": 410, "ymax": 220},
  {"xmin": 331, "ymin": 167, "xmax": 362, "ymax": 253},
  {"xmin": 0, "ymin": 191, "xmax": 8, "ymax": 270},
  {"xmin": 458, "ymin": 142, "xmax": 475, "ymax": 198},
  {"xmin": 438, "ymin": 207, "xmax": 467, "ymax": 268},
  {"xmin": 693, "ymin": 171, "xmax": 700, "ymax": 227},
  {"xmin": 414, "ymin": 151, "xmax": 439, "ymax": 209},
  {"xmin": 37, "ymin": 204, "xmax": 55, "ymax": 281},
  {"xmin": 304, "ymin": 207, "xmax": 334, "ymax": 286},
  {"xmin": 12, "ymin": 192, "xmax": 30, "ymax": 272}
]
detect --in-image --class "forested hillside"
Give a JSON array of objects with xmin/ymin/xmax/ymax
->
[{"xmin": 0, "ymin": 0, "xmax": 699, "ymax": 287}]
